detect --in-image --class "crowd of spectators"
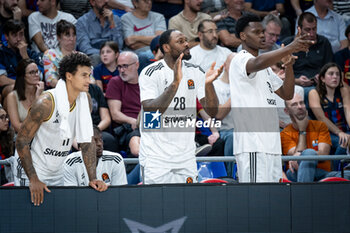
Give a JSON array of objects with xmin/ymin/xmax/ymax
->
[{"xmin": 1, "ymin": 0, "xmax": 350, "ymax": 185}]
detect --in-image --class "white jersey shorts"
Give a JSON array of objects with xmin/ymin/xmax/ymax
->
[
  {"xmin": 236, "ymin": 152, "xmax": 282, "ymax": 183},
  {"xmin": 141, "ymin": 162, "xmax": 198, "ymax": 184}
]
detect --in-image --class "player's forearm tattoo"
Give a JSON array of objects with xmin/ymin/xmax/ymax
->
[
  {"xmin": 16, "ymin": 94, "xmax": 52, "ymax": 180},
  {"xmin": 80, "ymin": 141, "xmax": 97, "ymax": 181}
]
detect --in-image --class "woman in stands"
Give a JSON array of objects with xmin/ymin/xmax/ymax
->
[
  {"xmin": 6, "ymin": 59, "xmax": 44, "ymax": 133},
  {"xmin": 308, "ymin": 63, "xmax": 350, "ymax": 157},
  {"xmin": 43, "ymin": 19, "xmax": 76, "ymax": 88},
  {"xmin": 0, "ymin": 106, "xmax": 14, "ymax": 185}
]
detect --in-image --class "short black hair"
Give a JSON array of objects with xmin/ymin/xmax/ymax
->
[
  {"xmin": 159, "ymin": 29, "xmax": 176, "ymax": 54},
  {"xmin": 297, "ymin": 12, "xmax": 317, "ymax": 28},
  {"xmin": 56, "ymin": 19, "xmax": 76, "ymax": 37},
  {"xmin": 235, "ymin": 13, "xmax": 261, "ymax": 39},
  {"xmin": 58, "ymin": 52, "xmax": 91, "ymax": 81},
  {"xmin": 3, "ymin": 19, "xmax": 25, "ymax": 35}
]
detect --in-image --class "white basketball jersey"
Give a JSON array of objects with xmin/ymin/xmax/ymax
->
[{"xmin": 63, "ymin": 151, "xmax": 127, "ymax": 186}]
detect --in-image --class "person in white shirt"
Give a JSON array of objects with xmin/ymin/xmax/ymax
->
[
  {"xmin": 138, "ymin": 29, "xmax": 223, "ymax": 184},
  {"xmin": 189, "ymin": 19, "xmax": 231, "ymax": 72},
  {"xmin": 230, "ymin": 13, "xmax": 313, "ymax": 183},
  {"xmin": 28, "ymin": 0, "xmax": 76, "ymax": 53},
  {"xmin": 64, "ymin": 125, "xmax": 127, "ymax": 186}
]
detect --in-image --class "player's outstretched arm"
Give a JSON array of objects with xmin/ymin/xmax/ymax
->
[
  {"xmin": 80, "ymin": 141, "xmax": 108, "ymax": 192},
  {"xmin": 142, "ymin": 53, "xmax": 184, "ymax": 113},
  {"xmin": 246, "ymin": 28, "xmax": 314, "ymax": 74},
  {"xmin": 200, "ymin": 62, "xmax": 224, "ymax": 117},
  {"xmin": 16, "ymin": 93, "xmax": 53, "ymax": 206}
]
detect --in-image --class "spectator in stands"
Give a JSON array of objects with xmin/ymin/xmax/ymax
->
[
  {"xmin": 281, "ymin": 88, "xmax": 333, "ymax": 182},
  {"xmin": 305, "ymin": 0, "xmax": 347, "ymax": 53},
  {"xmin": 76, "ymin": 0, "xmax": 123, "ymax": 67},
  {"xmin": 6, "ymin": 59, "xmax": 44, "ymax": 133},
  {"xmin": 308, "ymin": 63, "xmax": 349, "ymax": 168},
  {"xmin": 334, "ymin": 24, "xmax": 350, "ymax": 85},
  {"xmin": 282, "ymin": 12, "xmax": 332, "ymax": 91},
  {"xmin": 121, "ymin": 0, "xmax": 166, "ymax": 71},
  {"xmin": 138, "ymin": 29, "xmax": 223, "ymax": 184},
  {"xmin": 0, "ymin": 0, "xmax": 22, "ymax": 47},
  {"xmin": 244, "ymin": 0, "xmax": 291, "ymax": 40},
  {"xmin": 105, "ymin": 51, "xmax": 141, "ymax": 156},
  {"xmin": 88, "ymin": 83, "xmax": 115, "ymax": 152},
  {"xmin": 189, "ymin": 19, "xmax": 231, "ymax": 72},
  {"xmin": 169, "ymin": 0, "xmax": 212, "ymax": 48},
  {"xmin": 28, "ymin": 0, "xmax": 76, "ymax": 53},
  {"xmin": 0, "ymin": 20, "xmax": 42, "ymax": 101},
  {"xmin": 63, "ymin": 125, "xmax": 127, "ymax": 186},
  {"xmin": 93, "ymin": 41, "xmax": 119, "ymax": 92},
  {"xmin": 0, "ymin": 106, "xmax": 14, "ymax": 185},
  {"xmin": 237, "ymin": 13, "xmax": 283, "ymax": 54},
  {"xmin": 213, "ymin": 52, "xmax": 235, "ymax": 176},
  {"xmin": 43, "ymin": 20, "xmax": 76, "ymax": 88},
  {"xmin": 216, "ymin": 0, "xmax": 244, "ymax": 52}
]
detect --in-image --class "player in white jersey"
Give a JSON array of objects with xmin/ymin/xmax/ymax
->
[
  {"xmin": 230, "ymin": 13, "xmax": 314, "ymax": 183},
  {"xmin": 15, "ymin": 53, "xmax": 108, "ymax": 206},
  {"xmin": 64, "ymin": 126, "xmax": 127, "ymax": 186},
  {"xmin": 138, "ymin": 29, "xmax": 223, "ymax": 184}
]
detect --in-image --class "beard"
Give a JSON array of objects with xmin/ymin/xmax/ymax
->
[{"xmin": 183, "ymin": 53, "xmax": 191, "ymax": 60}]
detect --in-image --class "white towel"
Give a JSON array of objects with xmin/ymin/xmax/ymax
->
[{"xmin": 55, "ymin": 79, "xmax": 93, "ymax": 143}]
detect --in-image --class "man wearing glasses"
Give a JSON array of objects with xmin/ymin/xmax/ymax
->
[
  {"xmin": 105, "ymin": 51, "xmax": 141, "ymax": 158},
  {"xmin": 189, "ymin": 19, "xmax": 231, "ymax": 72}
]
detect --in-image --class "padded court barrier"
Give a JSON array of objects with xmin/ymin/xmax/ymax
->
[{"xmin": 1, "ymin": 183, "xmax": 350, "ymax": 233}]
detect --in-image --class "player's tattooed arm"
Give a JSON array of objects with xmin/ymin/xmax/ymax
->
[
  {"xmin": 16, "ymin": 93, "xmax": 52, "ymax": 206},
  {"xmin": 80, "ymin": 141, "xmax": 97, "ymax": 181},
  {"xmin": 16, "ymin": 93, "xmax": 52, "ymax": 181},
  {"xmin": 142, "ymin": 53, "xmax": 184, "ymax": 113}
]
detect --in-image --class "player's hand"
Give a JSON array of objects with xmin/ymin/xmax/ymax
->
[
  {"xmin": 288, "ymin": 27, "xmax": 314, "ymax": 53},
  {"xmin": 288, "ymin": 160, "xmax": 299, "ymax": 173},
  {"xmin": 173, "ymin": 53, "xmax": 184, "ymax": 84},
  {"xmin": 205, "ymin": 62, "xmax": 224, "ymax": 84},
  {"xmin": 89, "ymin": 179, "xmax": 108, "ymax": 192},
  {"xmin": 29, "ymin": 178, "xmax": 51, "ymax": 206}
]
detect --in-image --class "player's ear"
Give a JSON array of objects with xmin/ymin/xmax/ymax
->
[
  {"xmin": 65, "ymin": 72, "xmax": 73, "ymax": 82},
  {"xmin": 163, "ymin": 44, "xmax": 171, "ymax": 53},
  {"xmin": 240, "ymin": 32, "xmax": 246, "ymax": 41}
]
